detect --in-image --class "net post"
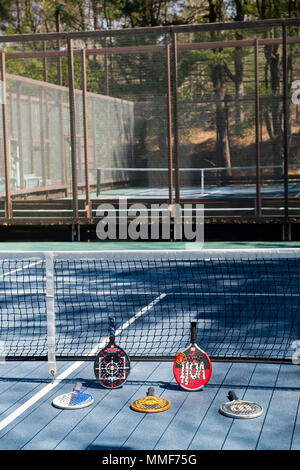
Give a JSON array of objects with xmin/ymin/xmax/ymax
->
[
  {"xmin": 96, "ymin": 168, "xmax": 101, "ymax": 197},
  {"xmin": 45, "ymin": 252, "xmax": 56, "ymax": 380},
  {"xmin": 201, "ymin": 169, "xmax": 204, "ymax": 195}
]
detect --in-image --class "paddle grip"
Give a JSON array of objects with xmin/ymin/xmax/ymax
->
[
  {"xmin": 109, "ymin": 316, "xmax": 116, "ymax": 342},
  {"xmin": 228, "ymin": 390, "xmax": 238, "ymax": 401},
  {"xmin": 191, "ymin": 322, "xmax": 197, "ymax": 344},
  {"xmin": 73, "ymin": 382, "xmax": 82, "ymax": 392}
]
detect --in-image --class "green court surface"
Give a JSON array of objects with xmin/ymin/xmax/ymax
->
[
  {"xmin": 93, "ymin": 181, "xmax": 300, "ymax": 199},
  {"xmin": 1, "ymin": 240, "xmax": 300, "ymax": 251}
]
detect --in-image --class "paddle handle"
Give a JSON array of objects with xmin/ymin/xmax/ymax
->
[
  {"xmin": 109, "ymin": 316, "xmax": 116, "ymax": 342},
  {"xmin": 228, "ymin": 390, "xmax": 238, "ymax": 401},
  {"xmin": 191, "ymin": 321, "xmax": 197, "ymax": 344},
  {"xmin": 73, "ymin": 382, "xmax": 82, "ymax": 392}
]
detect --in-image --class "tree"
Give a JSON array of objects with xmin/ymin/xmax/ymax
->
[
  {"xmin": 207, "ymin": 0, "xmax": 232, "ymax": 174},
  {"xmin": 0, "ymin": 0, "xmax": 13, "ymax": 31},
  {"xmin": 255, "ymin": 0, "xmax": 300, "ymax": 172}
]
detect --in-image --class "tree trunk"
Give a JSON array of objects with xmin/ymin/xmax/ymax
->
[
  {"xmin": 264, "ymin": 43, "xmax": 283, "ymax": 178},
  {"xmin": 208, "ymin": 0, "xmax": 232, "ymax": 182},
  {"xmin": 211, "ymin": 62, "xmax": 232, "ymax": 182},
  {"xmin": 233, "ymin": 1, "xmax": 245, "ymax": 125},
  {"xmin": 234, "ymin": 48, "xmax": 245, "ymax": 124}
]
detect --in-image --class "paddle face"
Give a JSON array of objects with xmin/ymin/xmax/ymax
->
[
  {"xmin": 173, "ymin": 343, "xmax": 212, "ymax": 390},
  {"xmin": 94, "ymin": 317, "xmax": 131, "ymax": 389},
  {"xmin": 94, "ymin": 343, "xmax": 131, "ymax": 389},
  {"xmin": 52, "ymin": 383, "xmax": 94, "ymax": 410},
  {"xmin": 220, "ymin": 391, "xmax": 263, "ymax": 419},
  {"xmin": 131, "ymin": 387, "xmax": 171, "ymax": 413}
]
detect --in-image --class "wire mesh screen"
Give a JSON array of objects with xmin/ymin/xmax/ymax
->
[
  {"xmin": 0, "ymin": 21, "xmax": 300, "ymax": 220},
  {"xmin": 287, "ymin": 27, "xmax": 300, "ymax": 186},
  {"xmin": 0, "ymin": 71, "xmax": 135, "ymax": 199},
  {"xmin": 75, "ymin": 88, "xmax": 134, "ymax": 190},
  {"xmin": 0, "ymin": 75, "xmax": 71, "ymax": 196},
  {"xmin": 176, "ymin": 41, "xmax": 258, "ymax": 195},
  {"xmin": 175, "ymin": 25, "xmax": 300, "ymax": 199},
  {"xmin": 79, "ymin": 32, "xmax": 172, "ymax": 198},
  {"xmin": 1, "ymin": 75, "xmax": 70, "ymax": 195}
]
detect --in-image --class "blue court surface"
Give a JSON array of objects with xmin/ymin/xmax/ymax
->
[
  {"xmin": 0, "ymin": 360, "xmax": 298, "ymax": 451},
  {"xmin": 0, "ymin": 242, "xmax": 299, "ymax": 453}
]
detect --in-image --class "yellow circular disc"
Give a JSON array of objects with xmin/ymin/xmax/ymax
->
[{"xmin": 131, "ymin": 394, "xmax": 171, "ymax": 413}]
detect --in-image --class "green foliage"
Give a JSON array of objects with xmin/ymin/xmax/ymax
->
[{"xmin": 0, "ymin": 0, "xmax": 298, "ymax": 168}]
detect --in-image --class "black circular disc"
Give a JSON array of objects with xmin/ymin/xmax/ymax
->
[{"xmin": 94, "ymin": 345, "xmax": 131, "ymax": 389}]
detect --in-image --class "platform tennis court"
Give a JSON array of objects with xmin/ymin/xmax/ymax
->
[
  {"xmin": 0, "ymin": 13, "xmax": 299, "ymax": 461},
  {"xmin": 95, "ymin": 180, "xmax": 300, "ymax": 199},
  {"xmin": 95, "ymin": 166, "xmax": 300, "ymax": 200},
  {"xmin": 0, "ymin": 242, "xmax": 298, "ymax": 451},
  {"xmin": 0, "ymin": 360, "xmax": 298, "ymax": 450}
]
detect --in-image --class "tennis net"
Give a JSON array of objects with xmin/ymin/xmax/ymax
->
[{"xmin": 0, "ymin": 249, "xmax": 299, "ymax": 365}]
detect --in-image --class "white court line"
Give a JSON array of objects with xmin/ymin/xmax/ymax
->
[
  {"xmin": 46, "ymin": 290, "xmax": 300, "ymax": 297},
  {"xmin": 0, "ymin": 293, "xmax": 166, "ymax": 433},
  {"xmin": 0, "ymin": 260, "xmax": 42, "ymax": 279}
]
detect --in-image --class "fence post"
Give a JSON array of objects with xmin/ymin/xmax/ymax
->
[
  {"xmin": 171, "ymin": 30, "xmax": 180, "ymax": 204},
  {"xmin": 282, "ymin": 22, "xmax": 289, "ymax": 225},
  {"xmin": 104, "ymin": 37, "xmax": 110, "ymax": 96},
  {"xmin": 0, "ymin": 52, "xmax": 12, "ymax": 219},
  {"xmin": 166, "ymin": 43, "xmax": 174, "ymax": 206},
  {"xmin": 43, "ymin": 41, "xmax": 47, "ymax": 82},
  {"xmin": 67, "ymin": 37, "xmax": 79, "ymax": 221},
  {"xmin": 254, "ymin": 39, "xmax": 262, "ymax": 217},
  {"xmin": 81, "ymin": 48, "xmax": 91, "ymax": 219}
]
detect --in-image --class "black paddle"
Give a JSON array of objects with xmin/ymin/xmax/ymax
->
[{"xmin": 94, "ymin": 316, "xmax": 131, "ymax": 389}]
